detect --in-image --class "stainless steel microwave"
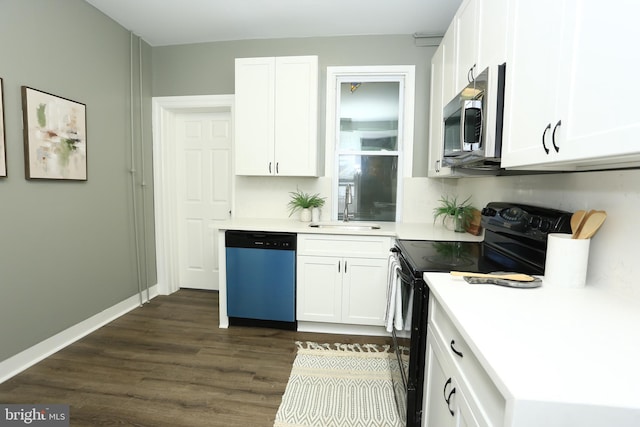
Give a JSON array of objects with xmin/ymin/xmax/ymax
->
[{"xmin": 442, "ymin": 64, "xmax": 506, "ymax": 170}]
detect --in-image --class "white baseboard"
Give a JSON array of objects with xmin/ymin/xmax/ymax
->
[{"xmin": 0, "ymin": 285, "xmax": 159, "ymax": 384}]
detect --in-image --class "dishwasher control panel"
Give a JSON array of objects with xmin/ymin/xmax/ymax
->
[{"xmin": 225, "ymin": 230, "xmax": 297, "ymax": 250}]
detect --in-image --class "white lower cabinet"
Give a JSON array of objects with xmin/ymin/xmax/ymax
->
[
  {"xmin": 424, "ymin": 327, "xmax": 482, "ymax": 427},
  {"xmin": 423, "ymin": 294, "xmax": 505, "ymax": 426},
  {"xmin": 296, "ymin": 234, "xmax": 391, "ymax": 326}
]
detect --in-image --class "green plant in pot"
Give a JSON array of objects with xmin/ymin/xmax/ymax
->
[
  {"xmin": 288, "ymin": 189, "xmax": 325, "ymax": 222},
  {"xmin": 433, "ymin": 195, "xmax": 477, "ymax": 232}
]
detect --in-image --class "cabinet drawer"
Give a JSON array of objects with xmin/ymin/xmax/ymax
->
[
  {"xmin": 297, "ymin": 234, "xmax": 392, "ymax": 258},
  {"xmin": 429, "ymin": 295, "xmax": 505, "ymax": 425}
]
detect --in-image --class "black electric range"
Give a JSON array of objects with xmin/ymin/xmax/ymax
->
[{"xmin": 391, "ymin": 202, "xmax": 573, "ymax": 427}]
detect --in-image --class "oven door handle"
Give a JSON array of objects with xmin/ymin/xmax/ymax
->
[
  {"xmin": 396, "ymin": 268, "xmax": 412, "ymax": 285},
  {"xmin": 390, "ymin": 248, "xmax": 415, "ymax": 285}
]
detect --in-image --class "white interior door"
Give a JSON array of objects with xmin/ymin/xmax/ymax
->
[{"xmin": 176, "ymin": 112, "xmax": 231, "ymax": 290}]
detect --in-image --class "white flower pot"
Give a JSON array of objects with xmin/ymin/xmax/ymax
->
[
  {"xmin": 443, "ymin": 213, "xmax": 465, "ymax": 232},
  {"xmin": 443, "ymin": 214, "xmax": 465, "ymax": 232},
  {"xmin": 300, "ymin": 208, "xmax": 312, "ymax": 222}
]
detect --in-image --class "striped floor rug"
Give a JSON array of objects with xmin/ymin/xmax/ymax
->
[{"xmin": 274, "ymin": 341, "xmax": 403, "ymax": 427}]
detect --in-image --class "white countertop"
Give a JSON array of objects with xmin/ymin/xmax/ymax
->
[
  {"xmin": 217, "ymin": 218, "xmax": 484, "ymax": 241},
  {"xmin": 425, "ymin": 272, "xmax": 640, "ymax": 413}
]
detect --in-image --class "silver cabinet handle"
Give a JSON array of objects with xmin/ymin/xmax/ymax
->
[{"xmin": 467, "ymin": 64, "xmax": 476, "ymax": 83}]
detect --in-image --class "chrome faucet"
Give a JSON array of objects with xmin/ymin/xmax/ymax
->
[{"xmin": 343, "ymin": 184, "xmax": 353, "ymax": 222}]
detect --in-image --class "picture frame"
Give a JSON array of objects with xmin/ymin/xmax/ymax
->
[
  {"xmin": 21, "ymin": 86, "xmax": 87, "ymax": 180},
  {"xmin": 0, "ymin": 78, "xmax": 6, "ymax": 178}
]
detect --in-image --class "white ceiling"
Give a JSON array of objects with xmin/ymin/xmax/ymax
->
[{"xmin": 85, "ymin": 0, "xmax": 462, "ymax": 47}]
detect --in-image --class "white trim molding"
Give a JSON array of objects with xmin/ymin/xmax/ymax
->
[
  {"xmin": 151, "ymin": 95, "xmax": 234, "ymax": 295},
  {"xmin": 0, "ymin": 286, "xmax": 158, "ymax": 384},
  {"xmin": 324, "ymin": 66, "xmax": 415, "ymax": 222}
]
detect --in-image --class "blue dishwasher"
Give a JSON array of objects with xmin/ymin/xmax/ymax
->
[{"xmin": 225, "ymin": 230, "xmax": 296, "ymax": 329}]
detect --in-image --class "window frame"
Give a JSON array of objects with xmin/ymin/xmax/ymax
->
[{"xmin": 325, "ymin": 66, "xmax": 415, "ymax": 222}]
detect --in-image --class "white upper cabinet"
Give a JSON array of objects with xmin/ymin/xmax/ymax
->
[
  {"xmin": 501, "ymin": 1, "xmax": 640, "ymax": 170},
  {"xmin": 476, "ymin": 0, "xmax": 509, "ymax": 69},
  {"xmin": 274, "ymin": 56, "xmax": 319, "ymax": 176},
  {"xmin": 234, "ymin": 56, "xmax": 318, "ymax": 176},
  {"xmin": 235, "ymin": 57, "xmax": 275, "ymax": 175},
  {"xmin": 501, "ymin": 0, "xmax": 565, "ymax": 168},
  {"xmin": 428, "ymin": 37, "xmax": 456, "ymax": 177},
  {"xmin": 441, "ymin": 25, "xmax": 457, "ymax": 107},
  {"xmin": 429, "ymin": 0, "xmax": 508, "ymax": 178},
  {"xmin": 454, "ymin": 0, "xmax": 509, "ymax": 94},
  {"xmin": 556, "ymin": 1, "xmax": 640, "ymax": 168},
  {"xmin": 454, "ymin": 0, "xmax": 479, "ymax": 92}
]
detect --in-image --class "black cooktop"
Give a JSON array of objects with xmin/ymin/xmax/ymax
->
[
  {"xmin": 395, "ymin": 202, "xmax": 573, "ymax": 277},
  {"xmin": 396, "ymin": 240, "xmax": 481, "ymax": 272},
  {"xmin": 395, "ymin": 239, "xmax": 543, "ymax": 277}
]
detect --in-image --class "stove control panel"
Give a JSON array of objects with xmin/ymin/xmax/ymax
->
[{"xmin": 481, "ymin": 202, "xmax": 572, "ymax": 240}]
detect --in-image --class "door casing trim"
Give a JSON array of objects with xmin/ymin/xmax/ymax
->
[{"xmin": 152, "ymin": 95, "xmax": 234, "ymax": 295}]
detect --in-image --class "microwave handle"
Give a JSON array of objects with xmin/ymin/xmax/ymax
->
[
  {"xmin": 460, "ymin": 99, "xmax": 483, "ymax": 151},
  {"xmin": 460, "ymin": 105, "xmax": 466, "ymax": 149}
]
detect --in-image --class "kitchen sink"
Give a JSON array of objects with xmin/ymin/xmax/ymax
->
[{"xmin": 308, "ymin": 221, "xmax": 381, "ymax": 230}]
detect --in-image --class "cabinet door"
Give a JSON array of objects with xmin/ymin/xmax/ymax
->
[
  {"xmin": 555, "ymin": 1, "xmax": 640, "ymax": 166},
  {"xmin": 476, "ymin": 0, "xmax": 509, "ymax": 69},
  {"xmin": 296, "ymin": 255, "xmax": 342, "ymax": 323},
  {"xmin": 424, "ymin": 328, "xmax": 483, "ymax": 427},
  {"xmin": 341, "ymin": 257, "xmax": 388, "ymax": 326},
  {"xmin": 274, "ymin": 56, "xmax": 318, "ymax": 176},
  {"xmin": 429, "ymin": 30, "xmax": 458, "ymax": 178},
  {"xmin": 234, "ymin": 57, "xmax": 275, "ymax": 175},
  {"xmin": 456, "ymin": 388, "xmax": 482, "ymax": 427},
  {"xmin": 428, "ymin": 43, "xmax": 454, "ymax": 178},
  {"xmin": 500, "ymin": 0, "xmax": 566, "ymax": 168},
  {"xmin": 423, "ymin": 330, "xmax": 457, "ymax": 427},
  {"xmin": 455, "ymin": 0, "xmax": 479, "ymax": 93},
  {"xmin": 441, "ymin": 25, "xmax": 457, "ymax": 107}
]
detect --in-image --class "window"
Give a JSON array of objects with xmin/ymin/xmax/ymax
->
[{"xmin": 326, "ymin": 67, "xmax": 415, "ymax": 222}]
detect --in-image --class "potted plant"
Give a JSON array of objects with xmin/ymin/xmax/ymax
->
[
  {"xmin": 288, "ymin": 189, "xmax": 325, "ymax": 222},
  {"xmin": 433, "ymin": 195, "xmax": 477, "ymax": 232}
]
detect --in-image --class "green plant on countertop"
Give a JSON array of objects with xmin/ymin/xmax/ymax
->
[
  {"xmin": 287, "ymin": 189, "xmax": 326, "ymax": 216},
  {"xmin": 433, "ymin": 194, "xmax": 477, "ymax": 231}
]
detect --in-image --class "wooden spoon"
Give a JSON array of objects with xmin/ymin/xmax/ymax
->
[
  {"xmin": 570, "ymin": 210, "xmax": 587, "ymax": 239},
  {"xmin": 576, "ymin": 210, "xmax": 607, "ymax": 239},
  {"xmin": 450, "ymin": 271, "xmax": 536, "ymax": 282}
]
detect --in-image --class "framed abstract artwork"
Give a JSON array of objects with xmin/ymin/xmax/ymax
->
[
  {"xmin": 21, "ymin": 86, "xmax": 87, "ymax": 180},
  {"xmin": 0, "ymin": 78, "xmax": 6, "ymax": 177}
]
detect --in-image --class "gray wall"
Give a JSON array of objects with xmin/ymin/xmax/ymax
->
[
  {"xmin": 0, "ymin": 2, "xmax": 433, "ymax": 365},
  {"xmin": 152, "ymin": 36, "xmax": 436, "ymax": 176},
  {"xmin": 0, "ymin": 0, "xmax": 154, "ymax": 361}
]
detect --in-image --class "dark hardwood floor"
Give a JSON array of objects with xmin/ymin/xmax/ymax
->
[{"xmin": 0, "ymin": 289, "xmax": 393, "ymax": 426}]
